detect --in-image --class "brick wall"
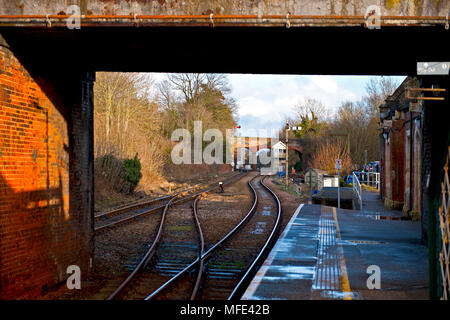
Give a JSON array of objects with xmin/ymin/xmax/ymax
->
[
  {"xmin": 390, "ymin": 117, "xmax": 406, "ymax": 207},
  {"xmin": 0, "ymin": 43, "xmax": 92, "ymax": 299},
  {"xmin": 411, "ymin": 117, "xmax": 422, "ymax": 218}
]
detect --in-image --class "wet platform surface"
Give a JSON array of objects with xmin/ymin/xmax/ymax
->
[
  {"xmin": 361, "ymin": 191, "xmax": 404, "ymax": 218},
  {"xmin": 242, "ymin": 200, "xmax": 429, "ymax": 300}
]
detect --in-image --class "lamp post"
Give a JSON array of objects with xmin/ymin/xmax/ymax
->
[
  {"xmin": 233, "ymin": 125, "xmax": 241, "ymax": 171},
  {"xmin": 284, "ymin": 123, "xmax": 304, "ymax": 191},
  {"xmin": 285, "ymin": 121, "xmax": 289, "ymax": 191},
  {"xmin": 335, "ymin": 159, "xmax": 342, "ymax": 209},
  {"xmin": 306, "ymin": 167, "xmax": 313, "ymax": 203}
]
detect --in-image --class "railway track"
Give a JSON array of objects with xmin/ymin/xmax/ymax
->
[
  {"xmin": 106, "ymin": 174, "xmax": 281, "ymax": 300},
  {"xmin": 94, "ymin": 173, "xmax": 245, "ymax": 233},
  {"xmin": 104, "ymin": 172, "xmax": 249, "ymax": 299}
]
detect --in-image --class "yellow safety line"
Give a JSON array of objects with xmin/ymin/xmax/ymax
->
[{"xmin": 332, "ymin": 207, "xmax": 353, "ymax": 300}]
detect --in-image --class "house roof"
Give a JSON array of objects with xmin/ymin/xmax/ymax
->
[{"xmin": 272, "ymin": 141, "xmax": 286, "ymax": 149}]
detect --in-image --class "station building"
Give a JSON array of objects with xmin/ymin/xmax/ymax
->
[
  {"xmin": 379, "ymin": 75, "xmax": 449, "ymax": 299},
  {"xmin": 379, "ymin": 77, "xmax": 422, "ymax": 219}
]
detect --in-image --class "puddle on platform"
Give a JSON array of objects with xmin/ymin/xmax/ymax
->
[
  {"xmin": 352, "ymin": 212, "xmax": 408, "ymax": 221},
  {"xmin": 338, "ymin": 239, "xmax": 390, "ymax": 245},
  {"xmin": 263, "ymin": 265, "xmax": 316, "ymax": 281},
  {"xmin": 319, "ymin": 290, "xmax": 360, "ymax": 300}
]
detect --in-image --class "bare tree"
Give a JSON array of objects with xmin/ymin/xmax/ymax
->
[
  {"xmin": 364, "ymin": 77, "xmax": 399, "ymax": 116},
  {"xmin": 205, "ymin": 74, "xmax": 231, "ymax": 94},
  {"xmin": 331, "ymin": 101, "xmax": 374, "ymax": 165},
  {"xmin": 293, "ymin": 97, "xmax": 332, "ymax": 123},
  {"xmin": 309, "ymin": 138, "xmax": 353, "ymax": 175},
  {"xmin": 94, "ymin": 72, "xmax": 165, "ymax": 190},
  {"xmin": 167, "ymin": 73, "xmax": 205, "ymax": 105}
]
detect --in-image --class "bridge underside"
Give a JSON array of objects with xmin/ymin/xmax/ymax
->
[{"xmin": 1, "ymin": 26, "xmax": 448, "ymax": 76}]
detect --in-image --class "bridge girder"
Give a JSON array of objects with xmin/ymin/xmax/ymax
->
[{"xmin": 0, "ymin": 0, "xmax": 448, "ymax": 28}]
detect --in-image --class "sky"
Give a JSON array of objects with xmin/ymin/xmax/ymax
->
[{"xmin": 150, "ymin": 73, "xmax": 406, "ymax": 138}]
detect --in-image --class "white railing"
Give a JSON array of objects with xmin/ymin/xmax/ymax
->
[
  {"xmin": 374, "ymin": 172, "xmax": 380, "ymax": 191},
  {"xmin": 353, "ymin": 172, "xmax": 362, "ymax": 210},
  {"xmin": 360, "ymin": 171, "xmax": 380, "ymax": 191}
]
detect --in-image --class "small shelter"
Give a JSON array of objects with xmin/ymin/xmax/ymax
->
[{"xmin": 305, "ymin": 169, "xmax": 325, "ymax": 190}]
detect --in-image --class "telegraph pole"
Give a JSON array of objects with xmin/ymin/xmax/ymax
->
[
  {"xmin": 233, "ymin": 125, "xmax": 241, "ymax": 171},
  {"xmin": 364, "ymin": 149, "xmax": 367, "ymax": 168},
  {"xmin": 335, "ymin": 159, "xmax": 342, "ymax": 209}
]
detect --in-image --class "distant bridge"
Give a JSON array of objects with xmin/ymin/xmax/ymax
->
[{"xmin": 233, "ymin": 137, "xmax": 303, "ymax": 155}]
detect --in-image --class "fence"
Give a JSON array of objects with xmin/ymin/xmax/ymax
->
[{"xmin": 359, "ymin": 171, "xmax": 380, "ymax": 191}]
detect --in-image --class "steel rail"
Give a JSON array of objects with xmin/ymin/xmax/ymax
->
[
  {"xmin": 94, "ymin": 194, "xmax": 172, "ymax": 222},
  {"xmin": 94, "ymin": 173, "xmax": 245, "ymax": 232},
  {"xmin": 107, "ymin": 195, "xmax": 176, "ymax": 300},
  {"xmin": 145, "ymin": 175, "xmax": 282, "ymax": 300},
  {"xmin": 144, "ymin": 175, "xmax": 259, "ymax": 300},
  {"xmin": 106, "ymin": 172, "xmax": 247, "ymax": 300},
  {"xmin": 95, "ymin": 173, "xmax": 240, "ymax": 222},
  {"xmin": 227, "ymin": 176, "xmax": 281, "ymax": 300},
  {"xmin": 94, "ymin": 196, "xmax": 175, "ymax": 233},
  {"xmin": 190, "ymin": 195, "xmax": 205, "ymax": 300}
]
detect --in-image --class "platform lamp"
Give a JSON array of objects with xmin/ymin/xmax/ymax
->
[{"xmin": 306, "ymin": 167, "xmax": 313, "ymax": 204}]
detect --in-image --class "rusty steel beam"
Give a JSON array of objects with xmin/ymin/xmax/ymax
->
[
  {"xmin": 0, "ymin": 14, "xmax": 447, "ymax": 28},
  {"xmin": 0, "ymin": 14, "xmax": 447, "ymax": 20},
  {"xmin": 407, "ymin": 88, "xmax": 446, "ymax": 92}
]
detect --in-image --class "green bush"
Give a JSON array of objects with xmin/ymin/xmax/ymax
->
[{"xmin": 122, "ymin": 153, "xmax": 142, "ymax": 194}]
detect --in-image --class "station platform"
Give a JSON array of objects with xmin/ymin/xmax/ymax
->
[{"xmin": 242, "ymin": 198, "xmax": 429, "ymax": 300}]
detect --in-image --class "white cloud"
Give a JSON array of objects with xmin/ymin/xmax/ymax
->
[
  {"xmin": 310, "ymin": 75, "xmax": 339, "ymax": 93},
  {"xmin": 228, "ymin": 74, "xmax": 363, "ymax": 136},
  {"xmin": 147, "ymin": 72, "xmax": 405, "ymax": 138}
]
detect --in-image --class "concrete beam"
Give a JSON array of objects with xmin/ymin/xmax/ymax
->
[{"xmin": 0, "ymin": 0, "xmax": 449, "ymax": 16}]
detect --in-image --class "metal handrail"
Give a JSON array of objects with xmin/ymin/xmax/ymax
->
[
  {"xmin": 374, "ymin": 172, "xmax": 380, "ymax": 191},
  {"xmin": 353, "ymin": 172, "xmax": 362, "ymax": 210},
  {"xmin": 359, "ymin": 171, "xmax": 380, "ymax": 191}
]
